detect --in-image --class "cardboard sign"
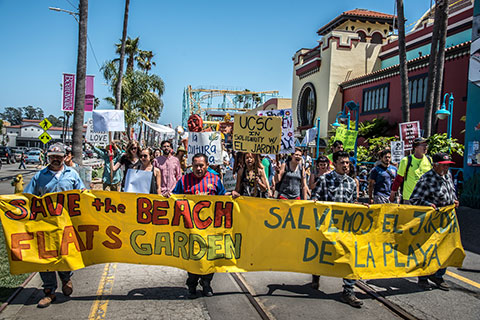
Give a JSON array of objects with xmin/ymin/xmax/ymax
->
[
  {"xmin": 223, "ymin": 170, "xmax": 236, "ymax": 192},
  {"xmin": 187, "ymin": 132, "xmax": 222, "ymax": 165},
  {"xmin": 92, "ymin": 110, "xmax": 125, "ymax": 132},
  {"xmin": 399, "ymin": 121, "xmax": 420, "ymax": 151},
  {"xmin": 334, "ymin": 127, "xmax": 358, "ymax": 150},
  {"xmin": 257, "ymin": 109, "xmax": 294, "ymax": 154},
  {"xmin": 390, "ymin": 141, "xmax": 405, "ymax": 164},
  {"xmin": 233, "ymin": 115, "xmax": 282, "ymax": 154},
  {"xmin": 86, "ymin": 118, "xmax": 108, "ymax": 146}
]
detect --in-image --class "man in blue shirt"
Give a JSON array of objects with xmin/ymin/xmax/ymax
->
[
  {"xmin": 368, "ymin": 149, "xmax": 397, "ymax": 204},
  {"xmin": 24, "ymin": 143, "xmax": 85, "ymax": 308}
]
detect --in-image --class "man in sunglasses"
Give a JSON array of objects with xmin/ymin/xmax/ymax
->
[{"xmin": 24, "ymin": 143, "xmax": 85, "ymax": 308}]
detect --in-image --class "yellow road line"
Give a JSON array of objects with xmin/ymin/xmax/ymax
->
[
  {"xmin": 88, "ymin": 263, "xmax": 117, "ymax": 320},
  {"xmin": 446, "ymin": 270, "xmax": 480, "ymax": 289}
]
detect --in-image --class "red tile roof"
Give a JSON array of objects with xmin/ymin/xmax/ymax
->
[{"xmin": 317, "ymin": 9, "xmax": 396, "ymax": 36}]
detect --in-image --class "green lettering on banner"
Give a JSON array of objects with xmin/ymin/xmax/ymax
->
[{"xmin": 130, "ymin": 230, "xmax": 152, "ymax": 255}]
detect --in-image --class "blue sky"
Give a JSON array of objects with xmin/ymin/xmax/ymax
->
[{"xmin": 0, "ymin": 0, "xmax": 431, "ymax": 127}]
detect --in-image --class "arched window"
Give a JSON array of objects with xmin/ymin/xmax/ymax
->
[
  {"xmin": 357, "ymin": 31, "xmax": 367, "ymax": 43},
  {"xmin": 371, "ymin": 32, "xmax": 383, "ymax": 44},
  {"xmin": 297, "ymin": 83, "xmax": 317, "ymax": 127}
]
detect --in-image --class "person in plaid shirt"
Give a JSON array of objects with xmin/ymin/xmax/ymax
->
[
  {"xmin": 311, "ymin": 151, "xmax": 363, "ymax": 308},
  {"xmin": 410, "ymin": 152, "xmax": 459, "ymax": 291}
]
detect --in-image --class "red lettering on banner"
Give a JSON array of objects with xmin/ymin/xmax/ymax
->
[
  {"xmin": 37, "ymin": 231, "xmax": 58, "ymax": 259},
  {"xmin": 172, "ymin": 200, "xmax": 193, "ymax": 228},
  {"xmin": 11, "ymin": 232, "xmax": 33, "ymax": 261},
  {"xmin": 103, "ymin": 226, "xmax": 122, "ymax": 249},
  {"xmin": 214, "ymin": 201, "xmax": 233, "ymax": 228},
  {"xmin": 5, "ymin": 199, "xmax": 28, "ymax": 220},
  {"xmin": 137, "ymin": 197, "xmax": 152, "ymax": 223},
  {"xmin": 60, "ymin": 226, "xmax": 86, "ymax": 255},
  {"xmin": 192, "ymin": 201, "xmax": 212, "ymax": 229},
  {"xmin": 45, "ymin": 194, "xmax": 64, "ymax": 216},
  {"xmin": 78, "ymin": 225, "xmax": 99, "ymax": 250},
  {"xmin": 30, "ymin": 197, "xmax": 47, "ymax": 220},
  {"xmin": 67, "ymin": 194, "xmax": 81, "ymax": 216},
  {"xmin": 152, "ymin": 200, "xmax": 169, "ymax": 225}
]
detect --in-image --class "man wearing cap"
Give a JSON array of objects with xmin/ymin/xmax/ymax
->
[
  {"xmin": 389, "ymin": 137, "xmax": 432, "ymax": 204},
  {"xmin": 409, "ymin": 152, "xmax": 459, "ymax": 291},
  {"xmin": 24, "ymin": 142, "xmax": 85, "ymax": 308}
]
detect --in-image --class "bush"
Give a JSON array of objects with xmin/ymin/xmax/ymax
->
[{"xmin": 426, "ymin": 133, "xmax": 464, "ymax": 157}]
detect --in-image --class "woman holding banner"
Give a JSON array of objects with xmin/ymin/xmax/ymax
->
[
  {"xmin": 139, "ymin": 147, "xmax": 162, "ymax": 194},
  {"xmin": 235, "ymin": 152, "xmax": 270, "ymax": 198},
  {"xmin": 109, "ymin": 140, "xmax": 141, "ymax": 191},
  {"xmin": 275, "ymin": 148, "xmax": 308, "ymax": 200}
]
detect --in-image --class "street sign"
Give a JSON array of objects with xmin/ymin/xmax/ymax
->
[
  {"xmin": 38, "ymin": 132, "xmax": 52, "ymax": 145},
  {"xmin": 39, "ymin": 118, "xmax": 52, "ymax": 131}
]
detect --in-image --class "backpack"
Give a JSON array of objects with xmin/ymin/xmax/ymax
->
[{"xmin": 403, "ymin": 154, "xmax": 433, "ymax": 183}]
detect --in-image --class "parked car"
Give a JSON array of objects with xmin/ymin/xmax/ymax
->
[
  {"xmin": 25, "ymin": 150, "xmax": 42, "ymax": 164},
  {"xmin": 11, "ymin": 148, "xmax": 24, "ymax": 162},
  {"xmin": 0, "ymin": 146, "xmax": 16, "ymax": 164}
]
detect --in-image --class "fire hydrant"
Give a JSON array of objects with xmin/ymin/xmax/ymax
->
[{"xmin": 12, "ymin": 174, "xmax": 24, "ymax": 194}]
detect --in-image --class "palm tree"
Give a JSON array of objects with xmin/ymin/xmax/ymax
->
[
  {"xmin": 396, "ymin": 0, "xmax": 410, "ymax": 122},
  {"xmin": 116, "ymin": 36, "xmax": 139, "ymax": 74},
  {"xmin": 72, "ymin": 0, "xmax": 88, "ymax": 164},
  {"xmin": 137, "ymin": 50, "xmax": 156, "ymax": 73},
  {"xmin": 424, "ymin": 0, "xmax": 449, "ymax": 137},
  {"xmin": 115, "ymin": 0, "xmax": 130, "ymax": 111}
]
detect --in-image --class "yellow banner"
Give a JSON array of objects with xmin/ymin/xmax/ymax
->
[
  {"xmin": 233, "ymin": 114, "xmax": 282, "ymax": 154},
  {"xmin": 0, "ymin": 191, "xmax": 465, "ymax": 279}
]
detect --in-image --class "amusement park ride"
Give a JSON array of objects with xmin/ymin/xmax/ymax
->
[{"xmin": 182, "ymin": 85, "xmax": 279, "ymax": 127}]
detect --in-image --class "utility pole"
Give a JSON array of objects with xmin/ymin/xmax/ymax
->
[{"xmin": 71, "ymin": 0, "xmax": 88, "ymax": 164}]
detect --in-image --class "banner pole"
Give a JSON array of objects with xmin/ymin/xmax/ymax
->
[{"xmin": 109, "ymin": 132, "xmax": 114, "ymax": 187}]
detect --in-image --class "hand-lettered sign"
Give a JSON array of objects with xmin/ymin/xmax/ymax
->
[
  {"xmin": 187, "ymin": 132, "xmax": 222, "ymax": 165},
  {"xmin": 233, "ymin": 115, "xmax": 282, "ymax": 154},
  {"xmin": 257, "ymin": 109, "xmax": 294, "ymax": 154}
]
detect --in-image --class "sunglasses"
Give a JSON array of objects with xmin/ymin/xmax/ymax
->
[{"xmin": 140, "ymin": 154, "xmax": 149, "ymax": 158}]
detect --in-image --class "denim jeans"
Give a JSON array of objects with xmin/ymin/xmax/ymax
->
[
  {"xmin": 419, "ymin": 268, "xmax": 446, "ymax": 281},
  {"xmin": 343, "ymin": 278, "xmax": 356, "ymax": 294},
  {"xmin": 40, "ymin": 271, "xmax": 73, "ymax": 291}
]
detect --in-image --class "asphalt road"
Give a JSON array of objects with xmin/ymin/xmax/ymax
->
[{"xmin": 0, "ymin": 164, "xmax": 479, "ymax": 320}]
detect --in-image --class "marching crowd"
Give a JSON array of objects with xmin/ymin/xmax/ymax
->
[{"xmin": 23, "ymin": 136, "xmax": 459, "ymax": 308}]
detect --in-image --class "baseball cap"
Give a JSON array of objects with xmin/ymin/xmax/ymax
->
[
  {"xmin": 47, "ymin": 143, "xmax": 66, "ymax": 156},
  {"xmin": 412, "ymin": 137, "xmax": 428, "ymax": 147},
  {"xmin": 432, "ymin": 152, "xmax": 455, "ymax": 164}
]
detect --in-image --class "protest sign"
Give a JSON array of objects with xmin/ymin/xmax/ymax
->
[
  {"xmin": 0, "ymin": 191, "xmax": 465, "ymax": 278},
  {"xmin": 257, "ymin": 109, "xmax": 294, "ymax": 154},
  {"xmin": 233, "ymin": 115, "xmax": 282, "ymax": 154},
  {"xmin": 223, "ymin": 170, "xmax": 236, "ymax": 192},
  {"xmin": 93, "ymin": 110, "xmax": 125, "ymax": 132},
  {"xmin": 124, "ymin": 169, "xmax": 153, "ymax": 193},
  {"xmin": 187, "ymin": 132, "xmax": 222, "ymax": 165},
  {"xmin": 334, "ymin": 127, "xmax": 358, "ymax": 150},
  {"xmin": 390, "ymin": 141, "xmax": 405, "ymax": 164},
  {"xmin": 85, "ymin": 118, "xmax": 108, "ymax": 146},
  {"xmin": 399, "ymin": 121, "xmax": 421, "ymax": 151}
]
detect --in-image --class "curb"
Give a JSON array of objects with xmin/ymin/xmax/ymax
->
[{"xmin": 0, "ymin": 272, "xmax": 37, "ymax": 313}]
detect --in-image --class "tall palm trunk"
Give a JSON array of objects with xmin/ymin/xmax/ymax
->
[
  {"xmin": 424, "ymin": 0, "xmax": 448, "ymax": 137},
  {"xmin": 72, "ymin": 0, "xmax": 88, "ymax": 164},
  {"xmin": 431, "ymin": 2, "xmax": 449, "ymax": 135},
  {"xmin": 115, "ymin": 0, "xmax": 130, "ymax": 111},
  {"xmin": 397, "ymin": 0, "xmax": 410, "ymax": 122}
]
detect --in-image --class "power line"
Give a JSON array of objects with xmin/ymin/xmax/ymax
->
[
  {"xmin": 64, "ymin": 0, "xmax": 77, "ymax": 10},
  {"xmin": 87, "ymin": 34, "xmax": 102, "ymax": 70}
]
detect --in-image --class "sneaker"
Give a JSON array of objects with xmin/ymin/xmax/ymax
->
[
  {"xmin": 418, "ymin": 278, "xmax": 433, "ymax": 291},
  {"xmin": 311, "ymin": 275, "xmax": 320, "ymax": 290},
  {"xmin": 202, "ymin": 285, "xmax": 213, "ymax": 297},
  {"xmin": 428, "ymin": 276, "xmax": 450, "ymax": 291},
  {"xmin": 37, "ymin": 290, "xmax": 56, "ymax": 308},
  {"xmin": 187, "ymin": 286, "xmax": 197, "ymax": 299},
  {"xmin": 62, "ymin": 279, "xmax": 73, "ymax": 296},
  {"xmin": 341, "ymin": 291, "xmax": 363, "ymax": 308}
]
